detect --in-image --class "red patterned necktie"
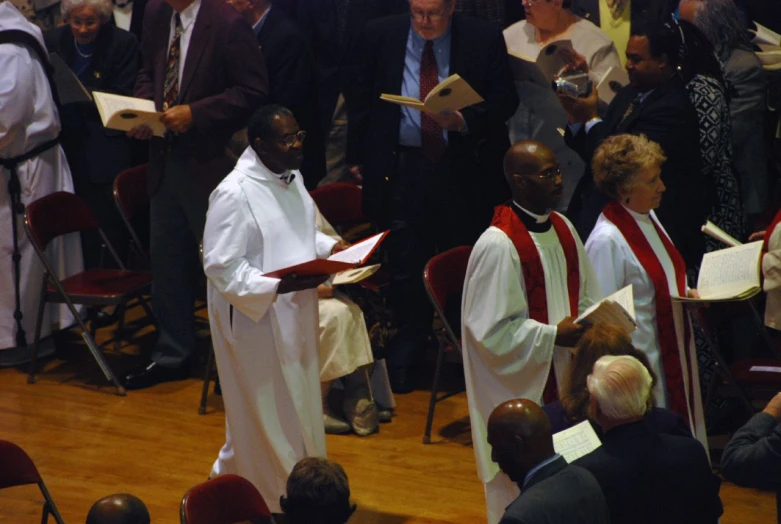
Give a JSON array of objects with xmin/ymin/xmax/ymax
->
[
  {"xmin": 420, "ymin": 40, "xmax": 445, "ymax": 162},
  {"xmin": 163, "ymin": 13, "xmax": 182, "ymax": 111}
]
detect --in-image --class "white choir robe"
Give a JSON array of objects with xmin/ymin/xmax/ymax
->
[
  {"xmin": 204, "ymin": 147, "xmax": 336, "ymax": 513},
  {"xmin": 0, "ymin": 2, "xmax": 82, "ymax": 352},
  {"xmin": 585, "ymin": 209, "xmax": 707, "ymax": 449},
  {"xmin": 462, "ymin": 220, "xmax": 602, "ymax": 524},
  {"xmin": 764, "ymin": 225, "xmax": 781, "ymax": 329}
]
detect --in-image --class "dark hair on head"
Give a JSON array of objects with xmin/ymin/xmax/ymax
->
[
  {"xmin": 630, "ymin": 18, "xmax": 682, "ymax": 66},
  {"xmin": 560, "ymin": 323, "xmax": 658, "ymax": 423},
  {"xmin": 280, "ymin": 457, "xmax": 357, "ymax": 524},
  {"xmin": 675, "ymin": 18, "xmax": 727, "ymax": 88},
  {"xmin": 247, "ymin": 104, "xmax": 295, "ymax": 145}
]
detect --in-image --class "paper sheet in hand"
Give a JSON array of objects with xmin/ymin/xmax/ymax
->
[
  {"xmin": 596, "ymin": 66, "xmax": 629, "ymax": 104},
  {"xmin": 380, "ymin": 74, "xmax": 484, "ymax": 114},
  {"xmin": 553, "ymin": 420, "xmax": 602, "ymax": 463},
  {"xmin": 751, "ymin": 22, "xmax": 781, "ymax": 46},
  {"xmin": 701, "ymin": 220, "xmax": 742, "ymax": 248},
  {"xmin": 673, "ymin": 241, "xmax": 763, "ymax": 302},
  {"xmin": 93, "ymin": 91, "xmax": 166, "ymax": 136},
  {"xmin": 332, "ymin": 264, "xmax": 381, "ymax": 285},
  {"xmin": 50, "ymin": 53, "xmax": 92, "ymax": 104},
  {"xmin": 264, "ymin": 231, "xmax": 388, "ymax": 279},
  {"xmin": 576, "ymin": 285, "xmax": 637, "ymax": 334}
]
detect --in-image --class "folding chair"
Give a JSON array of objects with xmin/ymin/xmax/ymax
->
[
  {"xmin": 422, "ymin": 246, "xmax": 472, "ymax": 444},
  {"xmin": 180, "ymin": 474, "xmax": 272, "ymax": 524},
  {"xmin": 309, "ymin": 182, "xmax": 371, "ymax": 241},
  {"xmin": 112, "ymin": 164, "xmax": 150, "ymax": 268},
  {"xmin": 0, "ymin": 440, "xmax": 65, "ymax": 524},
  {"xmin": 24, "ymin": 191, "xmax": 155, "ymax": 396}
]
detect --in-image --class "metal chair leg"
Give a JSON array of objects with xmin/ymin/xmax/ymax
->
[
  {"xmin": 115, "ymin": 302, "xmax": 127, "ymax": 352},
  {"xmin": 28, "ymin": 279, "xmax": 48, "ymax": 384},
  {"xmin": 199, "ymin": 345, "xmax": 215, "ymax": 415},
  {"xmin": 423, "ymin": 336, "xmax": 446, "ymax": 444},
  {"xmin": 39, "ymin": 482, "xmax": 65, "ymax": 524}
]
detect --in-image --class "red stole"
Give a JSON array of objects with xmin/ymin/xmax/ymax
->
[
  {"xmin": 490, "ymin": 203, "xmax": 580, "ymax": 404},
  {"xmin": 764, "ymin": 210, "xmax": 781, "ymax": 253},
  {"xmin": 602, "ymin": 202, "xmax": 691, "ymax": 420}
]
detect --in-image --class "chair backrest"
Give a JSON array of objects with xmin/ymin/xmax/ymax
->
[
  {"xmin": 180, "ymin": 474, "xmax": 272, "ymax": 524},
  {"xmin": 423, "ymin": 246, "xmax": 472, "ymax": 342},
  {"xmin": 113, "ymin": 164, "xmax": 150, "ymax": 221},
  {"xmin": 0, "ymin": 440, "xmax": 42, "ymax": 489},
  {"xmin": 309, "ymin": 182, "xmax": 365, "ymax": 227},
  {"xmin": 25, "ymin": 191, "xmax": 99, "ymax": 250}
]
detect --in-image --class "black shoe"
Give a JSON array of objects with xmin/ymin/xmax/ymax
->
[
  {"xmin": 123, "ymin": 361, "xmax": 189, "ymax": 390},
  {"xmin": 91, "ymin": 309, "xmax": 118, "ymax": 328},
  {"xmin": 389, "ymin": 367, "xmax": 415, "ymax": 394}
]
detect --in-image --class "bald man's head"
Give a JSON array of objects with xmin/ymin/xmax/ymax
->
[
  {"xmin": 487, "ymin": 399, "xmax": 555, "ymax": 484},
  {"xmin": 503, "ymin": 141, "xmax": 563, "ymax": 214},
  {"xmin": 86, "ymin": 494, "xmax": 150, "ymax": 524}
]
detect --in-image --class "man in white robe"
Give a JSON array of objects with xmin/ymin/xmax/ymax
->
[
  {"xmin": 0, "ymin": 1, "xmax": 82, "ymax": 365},
  {"xmin": 203, "ymin": 105, "xmax": 335, "ymax": 513},
  {"xmin": 461, "ymin": 141, "xmax": 602, "ymax": 524}
]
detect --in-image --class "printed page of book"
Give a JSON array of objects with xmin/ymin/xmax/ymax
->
[
  {"xmin": 422, "ymin": 74, "xmax": 484, "ymax": 114},
  {"xmin": 553, "ymin": 420, "xmax": 602, "ymax": 463},
  {"xmin": 50, "ymin": 53, "xmax": 92, "ymax": 104},
  {"xmin": 676, "ymin": 241, "xmax": 762, "ymax": 301},
  {"xmin": 327, "ymin": 231, "xmax": 387, "ymax": 265},
  {"xmin": 536, "ymin": 39, "xmax": 574, "ymax": 81},
  {"xmin": 93, "ymin": 91, "xmax": 166, "ymax": 136},
  {"xmin": 596, "ymin": 66, "xmax": 629, "ymax": 105},
  {"xmin": 576, "ymin": 285, "xmax": 636, "ymax": 332},
  {"xmin": 332, "ymin": 264, "xmax": 381, "ymax": 286},
  {"xmin": 701, "ymin": 220, "xmax": 742, "ymax": 247}
]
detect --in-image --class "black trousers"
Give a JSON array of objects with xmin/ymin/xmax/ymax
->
[{"xmin": 382, "ymin": 146, "xmax": 482, "ymax": 371}]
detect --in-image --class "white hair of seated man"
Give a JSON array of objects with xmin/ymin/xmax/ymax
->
[{"xmin": 587, "ymin": 355, "xmax": 653, "ymax": 421}]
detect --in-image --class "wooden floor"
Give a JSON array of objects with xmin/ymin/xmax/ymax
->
[{"xmin": 0, "ymin": 325, "xmax": 777, "ymax": 523}]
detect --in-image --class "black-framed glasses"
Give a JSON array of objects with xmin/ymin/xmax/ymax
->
[
  {"xmin": 278, "ymin": 130, "xmax": 306, "ymax": 147},
  {"xmin": 532, "ymin": 166, "xmax": 562, "ymax": 180},
  {"xmin": 410, "ymin": 7, "xmax": 447, "ymax": 22}
]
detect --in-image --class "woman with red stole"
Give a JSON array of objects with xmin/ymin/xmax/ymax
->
[{"xmin": 584, "ymin": 134, "xmax": 706, "ymax": 446}]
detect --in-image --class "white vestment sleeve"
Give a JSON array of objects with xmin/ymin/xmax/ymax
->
[
  {"xmin": 576, "ymin": 226, "xmax": 603, "ymax": 313},
  {"xmin": 585, "ymin": 226, "xmax": 626, "ymax": 297},
  {"xmin": 0, "ymin": 52, "xmax": 33, "ymax": 152},
  {"xmin": 203, "ymin": 184, "xmax": 280, "ymax": 323},
  {"xmin": 763, "ymin": 227, "xmax": 781, "ymax": 328}
]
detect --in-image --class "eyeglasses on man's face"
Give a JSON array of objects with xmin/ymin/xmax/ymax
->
[
  {"xmin": 526, "ymin": 165, "xmax": 562, "ymax": 181},
  {"xmin": 277, "ymin": 130, "xmax": 306, "ymax": 148},
  {"xmin": 521, "ymin": 0, "xmax": 545, "ymax": 7},
  {"xmin": 410, "ymin": 7, "xmax": 448, "ymax": 22}
]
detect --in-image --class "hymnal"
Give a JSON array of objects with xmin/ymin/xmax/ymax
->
[
  {"xmin": 674, "ymin": 241, "xmax": 763, "ymax": 302},
  {"xmin": 93, "ymin": 91, "xmax": 166, "ymax": 136},
  {"xmin": 576, "ymin": 285, "xmax": 637, "ymax": 334},
  {"xmin": 380, "ymin": 74, "xmax": 483, "ymax": 114}
]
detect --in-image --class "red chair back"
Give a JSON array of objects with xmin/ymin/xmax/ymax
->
[
  {"xmin": 113, "ymin": 164, "xmax": 149, "ymax": 221},
  {"xmin": 423, "ymin": 246, "xmax": 473, "ymax": 316},
  {"xmin": 25, "ymin": 191, "xmax": 99, "ymax": 249},
  {"xmin": 180, "ymin": 474, "xmax": 272, "ymax": 524},
  {"xmin": 0, "ymin": 440, "xmax": 42, "ymax": 489},
  {"xmin": 309, "ymin": 182, "xmax": 365, "ymax": 226}
]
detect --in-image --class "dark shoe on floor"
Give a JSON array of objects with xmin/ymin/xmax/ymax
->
[
  {"xmin": 389, "ymin": 367, "xmax": 415, "ymax": 394},
  {"xmin": 123, "ymin": 360, "xmax": 189, "ymax": 390},
  {"xmin": 91, "ymin": 309, "xmax": 118, "ymax": 328}
]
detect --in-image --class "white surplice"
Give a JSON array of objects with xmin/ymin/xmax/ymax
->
[
  {"xmin": 585, "ymin": 209, "xmax": 707, "ymax": 449},
  {"xmin": 204, "ymin": 147, "xmax": 336, "ymax": 513},
  {"xmin": 764, "ymin": 224, "xmax": 781, "ymax": 329},
  {"xmin": 0, "ymin": 2, "xmax": 82, "ymax": 351},
  {"xmin": 461, "ymin": 213, "xmax": 602, "ymax": 524}
]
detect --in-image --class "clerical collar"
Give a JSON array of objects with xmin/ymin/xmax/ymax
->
[
  {"xmin": 622, "ymin": 203, "xmax": 651, "ymax": 223},
  {"xmin": 278, "ymin": 170, "xmax": 296, "ymax": 185},
  {"xmin": 512, "ymin": 201, "xmax": 551, "ymax": 233}
]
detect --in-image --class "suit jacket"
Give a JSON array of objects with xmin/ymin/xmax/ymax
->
[
  {"xmin": 348, "ymin": 13, "xmax": 519, "ymax": 225},
  {"xmin": 543, "ymin": 402, "xmax": 693, "ymax": 439},
  {"xmin": 44, "ymin": 24, "xmax": 139, "ymax": 184},
  {"xmin": 501, "ymin": 455, "xmax": 610, "ymax": 524},
  {"xmin": 257, "ymin": 6, "xmax": 325, "ymax": 187},
  {"xmin": 134, "ymin": 0, "xmax": 268, "ymax": 197},
  {"xmin": 721, "ymin": 412, "xmax": 781, "ymax": 491},
  {"xmin": 566, "ymin": 78, "xmax": 705, "ymax": 267},
  {"xmin": 294, "ymin": 0, "xmax": 407, "ymax": 134},
  {"xmin": 573, "ymin": 421, "xmax": 723, "ymax": 524}
]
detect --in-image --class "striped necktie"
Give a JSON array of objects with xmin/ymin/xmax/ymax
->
[{"xmin": 163, "ymin": 13, "xmax": 182, "ymax": 111}]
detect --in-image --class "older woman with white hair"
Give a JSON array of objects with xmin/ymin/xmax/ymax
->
[{"xmin": 43, "ymin": 0, "xmax": 139, "ymax": 270}]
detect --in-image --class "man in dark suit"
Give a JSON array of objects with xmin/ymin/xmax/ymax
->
[
  {"xmin": 573, "ymin": 355, "xmax": 723, "ymax": 524},
  {"xmin": 348, "ymin": 0, "xmax": 518, "ymax": 392},
  {"xmin": 487, "ymin": 398, "xmax": 610, "ymax": 524},
  {"xmin": 561, "ymin": 21, "xmax": 704, "ymax": 267},
  {"xmin": 125, "ymin": 0, "xmax": 268, "ymax": 389},
  {"xmin": 226, "ymin": 0, "xmax": 325, "ymax": 187},
  {"xmin": 721, "ymin": 392, "xmax": 781, "ymax": 490}
]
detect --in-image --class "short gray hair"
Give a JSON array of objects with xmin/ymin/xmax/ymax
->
[
  {"xmin": 587, "ymin": 355, "xmax": 652, "ymax": 420},
  {"xmin": 61, "ymin": 0, "xmax": 113, "ymax": 23},
  {"xmin": 680, "ymin": 0, "xmax": 752, "ymax": 62}
]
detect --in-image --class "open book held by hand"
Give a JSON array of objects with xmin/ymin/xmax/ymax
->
[
  {"xmin": 576, "ymin": 284, "xmax": 637, "ymax": 334},
  {"xmin": 508, "ymin": 39, "xmax": 575, "ymax": 84},
  {"xmin": 93, "ymin": 91, "xmax": 166, "ymax": 136},
  {"xmin": 673, "ymin": 241, "xmax": 763, "ymax": 302},
  {"xmin": 380, "ymin": 74, "xmax": 483, "ymax": 114},
  {"xmin": 264, "ymin": 231, "xmax": 388, "ymax": 279}
]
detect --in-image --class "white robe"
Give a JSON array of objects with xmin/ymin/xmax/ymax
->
[
  {"xmin": 461, "ymin": 217, "xmax": 602, "ymax": 524},
  {"xmin": 203, "ymin": 147, "xmax": 336, "ymax": 513},
  {"xmin": 585, "ymin": 209, "xmax": 707, "ymax": 449},
  {"xmin": 764, "ymin": 224, "xmax": 781, "ymax": 329},
  {"xmin": 0, "ymin": 2, "xmax": 82, "ymax": 351}
]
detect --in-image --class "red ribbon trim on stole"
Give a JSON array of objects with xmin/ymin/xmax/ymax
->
[
  {"xmin": 490, "ymin": 203, "xmax": 580, "ymax": 404},
  {"xmin": 601, "ymin": 201, "xmax": 690, "ymax": 421},
  {"xmin": 764, "ymin": 210, "xmax": 781, "ymax": 253}
]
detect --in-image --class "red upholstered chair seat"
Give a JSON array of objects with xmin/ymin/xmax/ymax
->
[{"xmin": 49, "ymin": 270, "xmax": 152, "ymax": 304}]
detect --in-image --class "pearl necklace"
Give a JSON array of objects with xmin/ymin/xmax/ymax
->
[{"xmin": 74, "ymin": 41, "xmax": 93, "ymax": 58}]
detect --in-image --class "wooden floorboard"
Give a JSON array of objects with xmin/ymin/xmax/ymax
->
[{"xmin": 0, "ymin": 326, "xmax": 776, "ymax": 523}]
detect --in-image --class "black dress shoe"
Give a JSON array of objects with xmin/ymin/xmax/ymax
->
[
  {"xmin": 123, "ymin": 361, "xmax": 189, "ymax": 390},
  {"xmin": 389, "ymin": 367, "xmax": 416, "ymax": 394}
]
